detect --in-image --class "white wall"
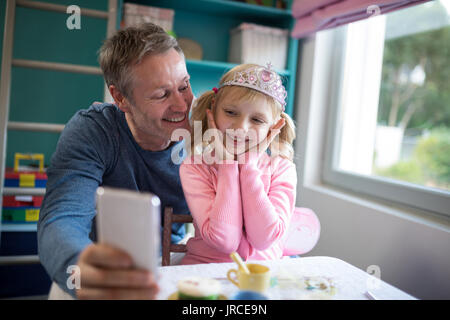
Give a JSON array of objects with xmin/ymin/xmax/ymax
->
[{"xmin": 294, "ymin": 34, "xmax": 450, "ymax": 300}]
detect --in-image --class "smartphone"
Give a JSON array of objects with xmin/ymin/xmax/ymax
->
[{"xmin": 96, "ymin": 186, "xmax": 161, "ymax": 274}]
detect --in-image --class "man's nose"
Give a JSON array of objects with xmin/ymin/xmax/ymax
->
[{"xmin": 170, "ymin": 91, "xmax": 189, "ymax": 112}]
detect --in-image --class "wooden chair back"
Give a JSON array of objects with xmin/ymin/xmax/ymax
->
[{"xmin": 162, "ymin": 207, "xmax": 193, "ymax": 266}]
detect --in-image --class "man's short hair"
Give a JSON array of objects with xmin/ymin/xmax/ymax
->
[{"xmin": 99, "ymin": 22, "xmax": 184, "ymax": 101}]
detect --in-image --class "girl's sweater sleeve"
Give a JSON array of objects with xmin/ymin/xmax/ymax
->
[
  {"xmin": 180, "ymin": 160, "xmax": 243, "ymax": 254},
  {"xmin": 239, "ymin": 155, "xmax": 297, "ymax": 251}
]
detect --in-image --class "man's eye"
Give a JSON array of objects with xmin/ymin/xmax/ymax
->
[
  {"xmin": 155, "ymin": 92, "xmax": 168, "ymax": 99},
  {"xmin": 180, "ymin": 81, "xmax": 190, "ymax": 91}
]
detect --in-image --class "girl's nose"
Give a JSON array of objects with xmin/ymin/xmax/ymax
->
[{"xmin": 233, "ymin": 118, "xmax": 249, "ymax": 132}]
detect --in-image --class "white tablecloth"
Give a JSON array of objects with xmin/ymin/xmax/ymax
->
[{"xmin": 156, "ymin": 256, "xmax": 416, "ymax": 300}]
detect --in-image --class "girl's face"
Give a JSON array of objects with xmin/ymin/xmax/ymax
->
[{"xmin": 214, "ymin": 93, "xmax": 275, "ymax": 155}]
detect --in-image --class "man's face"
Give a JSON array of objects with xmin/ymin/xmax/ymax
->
[{"xmin": 124, "ymin": 49, "xmax": 193, "ymax": 150}]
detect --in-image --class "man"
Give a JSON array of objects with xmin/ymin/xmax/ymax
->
[{"xmin": 37, "ymin": 23, "xmax": 193, "ymax": 299}]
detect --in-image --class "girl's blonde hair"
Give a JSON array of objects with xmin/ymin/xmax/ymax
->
[{"xmin": 190, "ymin": 64, "xmax": 296, "ymax": 161}]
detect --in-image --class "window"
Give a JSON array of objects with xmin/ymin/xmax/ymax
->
[{"xmin": 322, "ymin": 0, "xmax": 450, "ymax": 217}]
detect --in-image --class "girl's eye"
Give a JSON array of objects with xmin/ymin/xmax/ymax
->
[
  {"xmin": 225, "ymin": 110, "xmax": 237, "ymax": 116},
  {"xmin": 252, "ymin": 118, "xmax": 265, "ymax": 124}
]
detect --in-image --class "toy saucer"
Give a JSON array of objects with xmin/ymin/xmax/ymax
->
[{"xmin": 168, "ymin": 291, "xmax": 227, "ymax": 300}]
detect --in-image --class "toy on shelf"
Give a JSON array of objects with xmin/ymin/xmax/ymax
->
[
  {"xmin": 2, "ymin": 206, "xmax": 40, "ymax": 223},
  {"xmin": 239, "ymin": 0, "xmax": 288, "ymax": 9},
  {"xmin": 122, "ymin": 3, "xmax": 174, "ymax": 33},
  {"xmin": 228, "ymin": 23, "xmax": 289, "ymax": 70},
  {"xmin": 2, "ymin": 153, "xmax": 47, "ymax": 224},
  {"xmin": 4, "ymin": 153, "xmax": 47, "ymax": 188},
  {"xmin": 177, "ymin": 38, "xmax": 203, "ymax": 61},
  {"xmin": 3, "ymin": 195, "xmax": 43, "ymax": 207},
  {"xmin": 243, "ymin": 0, "xmax": 274, "ymax": 7}
]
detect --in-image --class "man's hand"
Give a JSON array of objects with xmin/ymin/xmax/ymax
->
[{"xmin": 76, "ymin": 243, "xmax": 159, "ymax": 300}]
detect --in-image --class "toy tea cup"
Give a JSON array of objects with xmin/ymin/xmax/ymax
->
[{"xmin": 227, "ymin": 263, "xmax": 271, "ymax": 293}]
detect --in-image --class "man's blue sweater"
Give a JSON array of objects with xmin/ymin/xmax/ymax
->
[{"xmin": 37, "ymin": 103, "xmax": 189, "ymax": 296}]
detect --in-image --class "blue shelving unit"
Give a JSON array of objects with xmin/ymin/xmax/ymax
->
[
  {"xmin": 140, "ymin": 0, "xmax": 294, "ymax": 23},
  {"xmin": 129, "ymin": 0, "xmax": 299, "ymax": 117},
  {"xmin": 0, "ymin": 0, "xmax": 117, "ymax": 298},
  {"xmin": 0, "ymin": 230, "xmax": 51, "ymax": 298}
]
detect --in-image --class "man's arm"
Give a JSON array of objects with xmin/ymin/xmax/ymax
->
[
  {"xmin": 38, "ymin": 108, "xmax": 159, "ymax": 299},
  {"xmin": 37, "ymin": 111, "xmax": 110, "ymax": 296}
]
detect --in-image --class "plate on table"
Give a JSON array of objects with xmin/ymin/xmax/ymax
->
[
  {"xmin": 271, "ymin": 275, "xmax": 337, "ymax": 300},
  {"xmin": 168, "ymin": 291, "xmax": 228, "ymax": 300}
]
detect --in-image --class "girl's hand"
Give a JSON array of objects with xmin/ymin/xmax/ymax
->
[
  {"xmin": 204, "ymin": 109, "xmax": 234, "ymax": 163},
  {"xmin": 248, "ymin": 118, "xmax": 285, "ymax": 157}
]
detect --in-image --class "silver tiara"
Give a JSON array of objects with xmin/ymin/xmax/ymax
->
[{"xmin": 220, "ymin": 63, "xmax": 287, "ymax": 110}]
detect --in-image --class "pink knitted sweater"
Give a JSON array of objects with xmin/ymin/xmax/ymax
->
[{"xmin": 179, "ymin": 152, "xmax": 297, "ymax": 264}]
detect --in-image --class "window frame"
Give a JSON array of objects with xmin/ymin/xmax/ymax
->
[{"xmin": 321, "ymin": 24, "xmax": 450, "ymax": 218}]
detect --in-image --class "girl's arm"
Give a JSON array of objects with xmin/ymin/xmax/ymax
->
[
  {"xmin": 239, "ymin": 155, "xmax": 297, "ymax": 251},
  {"xmin": 180, "ymin": 160, "xmax": 243, "ymax": 254}
]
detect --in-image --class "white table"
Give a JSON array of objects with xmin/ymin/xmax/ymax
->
[{"xmin": 156, "ymin": 256, "xmax": 416, "ymax": 300}]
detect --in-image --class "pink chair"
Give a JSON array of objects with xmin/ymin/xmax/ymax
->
[{"xmin": 283, "ymin": 207, "xmax": 320, "ymax": 256}]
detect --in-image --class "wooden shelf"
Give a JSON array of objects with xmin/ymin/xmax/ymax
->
[{"xmin": 1, "ymin": 223, "xmax": 37, "ymax": 232}]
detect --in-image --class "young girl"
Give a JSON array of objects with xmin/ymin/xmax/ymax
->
[{"xmin": 180, "ymin": 63, "xmax": 297, "ymax": 264}]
